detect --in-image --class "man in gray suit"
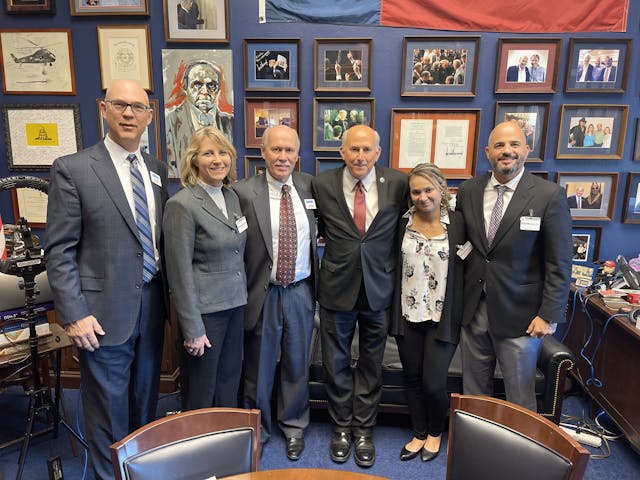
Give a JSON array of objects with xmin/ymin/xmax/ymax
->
[
  {"xmin": 45, "ymin": 79, "xmax": 168, "ymax": 480},
  {"xmin": 456, "ymin": 121, "xmax": 572, "ymax": 412},
  {"xmin": 311, "ymin": 125, "xmax": 407, "ymax": 467},
  {"xmin": 233, "ymin": 125, "xmax": 317, "ymax": 460}
]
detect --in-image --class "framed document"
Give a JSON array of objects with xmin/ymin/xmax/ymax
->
[
  {"xmin": 11, "ymin": 187, "xmax": 48, "ymax": 228},
  {"xmin": 97, "ymin": 24, "xmax": 153, "ymax": 91}
]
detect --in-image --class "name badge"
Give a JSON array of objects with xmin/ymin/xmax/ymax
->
[
  {"xmin": 304, "ymin": 198, "xmax": 317, "ymax": 210},
  {"xmin": 236, "ymin": 216, "xmax": 248, "ymax": 233},
  {"xmin": 520, "ymin": 216, "xmax": 541, "ymax": 231},
  {"xmin": 456, "ymin": 241, "xmax": 472, "ymax": 260},
  {"xmin": 150, "ymin": 171, "xmax": 162, "ymax": 187}
]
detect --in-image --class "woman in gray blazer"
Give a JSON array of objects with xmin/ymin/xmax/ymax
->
[{"xmin": 163, "ymin": 127, "xmax": 248, "ymax": 410}]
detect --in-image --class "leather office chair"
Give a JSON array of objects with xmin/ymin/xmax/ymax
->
[
  {"xmin": 446, "ymin": 394, "xmax": 589, "ymax": 480},
  {"xmin": 110, "ymin": 407, "xmax": 261, "ymax": 480}
]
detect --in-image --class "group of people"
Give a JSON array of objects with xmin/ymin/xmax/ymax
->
[
  {"xmin": 44, "ymin": 79, "xmax": 572, "ymax": 479},
  {"xmin": 506, "ymin": 54, "xmax": 546, "ymax": 82},
  {"xmin": 576, "ymin": 53, "xmax": 618, "ymax": 82},
  {"xmin": 569, "ymin": 117, "xmax": 612, "ymax": 148},
  {"xmin": 412, "ymin": 48, "xmax": 466, "ymax": 85},
  {"xmin": 323, "ymin": 108, "xmax": 365, "ymax": 141}
]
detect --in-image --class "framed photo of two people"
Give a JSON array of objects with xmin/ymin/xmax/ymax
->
[{"xmin": 494, "ymin": 38, "xmax": 561, "ymax": 93}]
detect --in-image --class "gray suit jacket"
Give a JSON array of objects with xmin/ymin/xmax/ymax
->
[
  {"xmin": 163, "ymin": 184, "xmax": 247, "ymax": 340},
  {"xmin": 456, "ymin": 171, "xmax": 572, "ymax": 337},
  {"xmin": 44, "ymin": 141, "xmax": 169, "ymax": 346},
  {"xmin": 311, "ymin": 166, "xmax": 408, "ymax": 312},
  {"xmin": 232, "ymin": 172, "xmax": 318, "ymax": 332}
]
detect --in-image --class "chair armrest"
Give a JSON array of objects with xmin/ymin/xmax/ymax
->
[{"xmin": 536, "ymin": 335, "xmax": 576, "ymax": 424}]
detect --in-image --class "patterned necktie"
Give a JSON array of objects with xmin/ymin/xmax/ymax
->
[
  {"xmin": 276, "ymin": 184, "xmax": 297, "ymax": 286},
  {"xmin": 128, "ymin": 154, "xmax": 156, "ymax": 283},
  {"xmin": 487, "ymin": 185, "xmax": 508, "ymax": 248},
  {"xmin": 354, "ymin": 180, "xmax": 366, "ymax": 236}
]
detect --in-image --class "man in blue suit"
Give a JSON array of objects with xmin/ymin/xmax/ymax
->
[{"xmin": 45, "ymin": 79, "xmax": 168, "ymax": 480}]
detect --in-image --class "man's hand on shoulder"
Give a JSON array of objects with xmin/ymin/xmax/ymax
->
[{"xmin": 64, "ymin": 315, "xmax": 105, "ymax": 352}]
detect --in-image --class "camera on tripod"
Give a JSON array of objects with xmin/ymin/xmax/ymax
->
[{"xmin": 0, "ymin": 217, "xmax": 45, "ymax": 280}]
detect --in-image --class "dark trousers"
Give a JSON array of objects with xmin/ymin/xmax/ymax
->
[
  {"xmin": 396, "ymin": 319, "xmax": 457, "ymax": 438},
  {"xmin": 320, "ymin": 286, "xmax": 388, "ymax": 437},
  {"xmin": 243, "ymin": 280, "xmax": 314, "ymax": 442},
  {"xmin": 79, "ymin": 279, "xmax": 164, "ymax": 480},
  {"xmin": 180, "ymin": 306, "xmax": 244, "ymax": 411}
]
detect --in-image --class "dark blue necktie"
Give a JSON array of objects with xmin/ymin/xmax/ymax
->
[{"xmin": 128, "ymin": 154, "xmax": 156, "ymax": 283}]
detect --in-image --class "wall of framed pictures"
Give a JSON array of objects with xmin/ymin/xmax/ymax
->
[{"xmin": 0, "ymin": 0, "xmax": 638, "ymax": 263}]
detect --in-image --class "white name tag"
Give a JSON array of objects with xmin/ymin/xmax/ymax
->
[
  {"xmin": 304, "ymin": 198, "xmax": 317, "ymax": 209},
  {"xmin": 236, "ymin": 216, "xmax": 248, "ymax": 233},
  {"xmin": 456, "ymin": 241, "xmax": 472, "ymax": 260},
  {"xmin": 150, "ymin": 171, "xmax": 162, "ymax": 187},
  {"xmin": 520, "ymin": 216, "xmax": 541, "ymax": 231}
]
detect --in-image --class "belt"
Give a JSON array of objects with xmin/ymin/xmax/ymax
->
[{"xmin": 270, "ymin": 277, "xmax": 309, "ymax": 289}]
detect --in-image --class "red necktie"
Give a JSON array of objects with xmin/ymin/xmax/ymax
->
[
  {"xmin": 354, "ymin": 181, "xmax": 366, "ymax": 236},
  {"xmin": 276, "ymin": 185, "xmax": 297, "ymax": 286}
]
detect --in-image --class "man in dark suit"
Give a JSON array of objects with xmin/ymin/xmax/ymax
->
[
  {"xmin": 566, "ymin": 186, "xmax": 585, "ymax": 209},
  {"xmin": 233, "ymin": 125, "xmax": 317, "ymax": 461},
  {"xmin": 576, "ymin": 54, "xmax": 594, "ymax": 82},
  {"xmin": 456, "ymin": 121, "xmax": 572, "ymax": 412},
  {"xmin": 601, "ymin": 55, "xmax": 617, "ymax": 82},
  {"xmin": 311, "ymin": 125, "xmax": 408, "ymax": 467},
  {"xmin": 506, "ymin": 56, "xmax": 530, "ymax": 82},
  {"xmin": 45, "ymin": 80, "xmax": 168, "ymax": 480}
]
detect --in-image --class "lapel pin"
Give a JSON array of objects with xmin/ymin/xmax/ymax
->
[{"xmin": 379, "ymin": 177, "xmax": 385, "ymax": 183}]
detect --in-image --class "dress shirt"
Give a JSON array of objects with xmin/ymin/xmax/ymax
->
[
  {"xmin": 199, "ymin": 181, "xmax": 228, "ymax": 218},
  {"xmin": 266, "ymin": 171, "xmax": 311, "ymax": 284},
  {"xmin": 104, "ymin": 134, "xmax": 160, "ymax": 266},
  {"xmin": 482, "ymin": 168, "xmax": 525, "ymax": 235},
  {"xmin": 517, "ymin": 67, "xmax": 527, "ymax": 82},
  {"xmin": 342, "ymin": 167, "xmax": 378, "ymax": 231}
]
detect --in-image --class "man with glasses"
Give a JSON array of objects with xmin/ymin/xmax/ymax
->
[
  {"xmin": 165, "ymin": 59, "xmax": 233, "ymax": 177},
  {"xmin": 45, "ymin": 79, "xmax": 168, "ymax": 480}
]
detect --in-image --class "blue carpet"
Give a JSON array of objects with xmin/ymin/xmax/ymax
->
[{"xmin": 1, "ymin": 388, "xmax": 639, "ymax": 479}]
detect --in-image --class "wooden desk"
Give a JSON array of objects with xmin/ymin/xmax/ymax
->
[
  {"xmin": 563, "ymin": 286, "xmax": 640, "ymax": 454},
  {"xmin": 224, "ymin": 469, "xmax": 389, "ymax": 480}
]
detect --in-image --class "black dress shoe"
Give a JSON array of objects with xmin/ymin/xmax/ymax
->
[
  {"xmin": 286, "ymin": 437, "xmax": 305, "ymax": 460},
  {"xmin": 354, "ymin": 436, "xmax": 375, "ymax": 467},
  {"xmin": 330, "ymin": 431, "xmax": 351, "ymax": 463},
  {"xmin": 421, "ymin": 447, "xmax": 439, "ymax": 462},
  {"xmin": 400, "ymin": 446, "xmax": 420, "ymax": 461}
]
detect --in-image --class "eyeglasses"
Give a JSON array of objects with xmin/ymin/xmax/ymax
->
[{"xmin": 105, "ymin": 99, "xmax": 150, "ymax": 115}]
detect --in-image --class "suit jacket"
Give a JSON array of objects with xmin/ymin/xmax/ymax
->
[
  {"xmin": 506, "ymin": 65, "xmax": 530, "ymax": 82},
  {"xmin": 577, "ymin": 64, "xmax": 594, "ymax": 82},
  {"xmin": 456, "ymin": 171, "xmax": 572, "ymax": 338},
  {"xmin": 390, "ymin": 210, "xmax": 466, "ymax": 344},
  {"xmin": 566, "ymin": 195, "xmax": 583, "ymax": 209},
  {"xmin": 232, "ymin": 172, "xmax": 318, "ymax": 332},
  {"xmin": 44, "ymin": 141, "xmax": 169, "ymax": 346},
  {"xmin": 163, "ymin": 184, "xmax": 247, "ymax": 340},
  {"xmin": 601, "ymin": 65, "xmax": 617, "ymax": 82},
  {"xmin": 311, "ymin": 166, "xmax": 408, "ymax": 312}
]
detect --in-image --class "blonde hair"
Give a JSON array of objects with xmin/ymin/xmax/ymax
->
[
  {"xmin": 408, "ymin": 163, "xmax": 451, "ymax": 211},
  {"xmin": 180, "ymin": 126, "xmax": 237, "ymax": 187}
]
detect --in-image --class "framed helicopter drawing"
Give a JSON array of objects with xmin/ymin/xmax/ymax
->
[{"xmin": 0, "ymin": 28, "xmax": 76, "ymax": 94}]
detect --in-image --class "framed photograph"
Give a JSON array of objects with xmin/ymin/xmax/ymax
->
[
  {"xmin": 556, "ymin": 104, "xmax": 627, "ymax": 159},
  {"xmin": 0, "ymin": 29, "xmax": 75, "ymax": 95},
  {"xmin": 96, "ymin": 98, "xmax": 161, "ymax": 160},
  {"xmin": 244, "ymin": 155, "xmax": 265, "ymax": 178},
  {"xmin": 530, "ymin": 171, "xmax": 550, "ymax": 181},
  {"xmin": 11, "ymin": 187, "xmax": 48, "ymax": 228},
  {"xmin": 621, "ymin": 173, "xmax": 640, "ymax": 224},
  {"xmin": 97, "ymin": 25, "xmax": 153, "ymax": 92},
  {"xmin": 633, "ymin": 119, "xmax": 640, "ymax": 162},
  {"xmin": 314, "ymin": 38, "xmax": 372, "ymax": 92},
  {"xmin": 390, "ymin": 108, "xmax": 480, "ymax": 179},
  {"xmin": 571, "ymin": 225, "xmax": 601, "ymax": 263},
  {"xmin": 2, "ymin": 104, "xmax": 82, "ymax": 171},
  {"xmin": 313, "ymin": 98, "xmax": 375, "ymax": 151},
  {"xmin": 315, "ymin": 157, "xmax": 343, "ymax": 175},
  {"xmin": 244, "ymin": 98, "xmax": 299, "ymax": 149},
  {"xmin": 571, "ymin": 264, "xmax": 597, "ymax": 288},
  {"xmin": 70, "ymin": 0, "xmax": 148, "ymax": 15},
  {"xmin": 557, "ymin": 172, "xmax": 618, "ymax": 221},
  {"xmin": 494, "ymin": 102, "xmax": 550, "ymax": 162},
  {"xmin": 565, "ymin": 38, "xmax": 631, "ymax": 93},
  {"xmin": 4, "ymin": 0, "xmax": 55, "ymax": 14},
  {"xmin": 401, "ymin": 36, "xmax": 480, "ymax": 97},
  {"xmin": 494, "ymin": 38, "xmax": 561, "ymax": 93},
  {"xmin": 164, "ymin": 0, "xmax": 229, "ymax": 43},
  {"xmin": 243, "ymin": 38, "xmax": 300, "ymax": 91}
]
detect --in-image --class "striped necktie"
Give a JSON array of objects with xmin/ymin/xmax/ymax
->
[
  {"xmin": 128, "ymin": 154, "xmax": 156, "ymax": 283},
  {"xmin": 487, "ymin": 185, "xmax": 508, "ymax": 248}
]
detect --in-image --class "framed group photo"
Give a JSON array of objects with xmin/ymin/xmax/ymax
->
[
  {"xmin": 70, "ymin": 0, "xmax": 149, "ymax": 16},
  {"xmin": 494, "ymin": 102, "xmax": 550, "ymax": 162},
  {"xmin": 622, "ymin": 173, "xmax": 640, "ymax": 224},
  {"xmin": 314, "ymin": 38, "xmax": 372, "ymax": 92},
  {"xmin": 0, "ymin": 29, "xmax": 75, "ymax": 95},
  {"xmin": 494, "ymin": 38, "xmax": 561, "ymax": 94},
  {"xmin": 243, "ymin": 38, "xmax": 299, "ymax": 91},
  {"xmin": 390, "ymin": 108, "xmax": 480, "ymax": 179},
  {"xmin": 556, "ymin": 104, "xmax": 628, "ymax": 159},
  {"xmin": 244, "ymin": 98, "xmax": 299, "ymax": 149},
  {"xmin": 4, "ymin": 0, "xmax": 55, "ymax": 14},
  {"xmin": 164, "ymin": 0, "xmax": 229, "ymax": 43},
  {"xmin": 401, "ymin": 36, "xmax": 479, "ymax": 97},
  {"xmin": 565, "ymin": 38, "xmax": 631, "ymax": 93},
  {"xmin": 313, "ymin": 98, "xmax": 375, "ymax": 151},
  {"xmin": 2, "ymin": 103, "xmax": 82, "ymax": 171},
  {"xmin": 97, "ymin": 25, "xmax": 153, "ymax": 91},
  {"xmin": 557, "ymin": 172, "xmax": 618, "ymax": 221}
]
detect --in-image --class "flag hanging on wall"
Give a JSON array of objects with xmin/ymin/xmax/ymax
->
[{"xmin": 261, "ymin": 0, "xmax": 628, "ymax": 33}]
